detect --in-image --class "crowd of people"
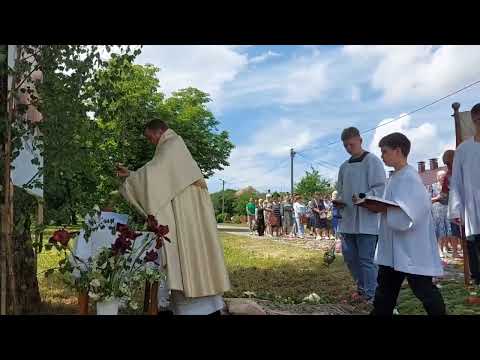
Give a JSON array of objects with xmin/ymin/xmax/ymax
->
[
  {"xmin": 245, "ymin": 192, "xmax": 341, "ymax": 241},
  {"xmin": 243, "ymin": 102, "xmax": 480, "ymax": 316}
]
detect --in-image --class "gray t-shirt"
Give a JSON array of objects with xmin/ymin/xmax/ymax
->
[{"xmin": 336, "ymin": 152, "xmax": 387, "ymax": 235}]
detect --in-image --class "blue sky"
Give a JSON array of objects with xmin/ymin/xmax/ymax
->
[{"xmin": 135, "ymin": 45, "xmax": 480, "ymax": 193}]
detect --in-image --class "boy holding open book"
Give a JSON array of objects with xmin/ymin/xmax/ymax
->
[{"xmin": 360, "ymin": 132, "xmax": 446, "ymax": 315}]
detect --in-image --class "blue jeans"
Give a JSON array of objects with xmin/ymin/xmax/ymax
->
[
  {"xmin": 295, "ymin": 217, "xmax": 305, "ymax": 236},
  {"xmin": 341, "ymin": 233, "xmax": 378, "ymax": 300}
]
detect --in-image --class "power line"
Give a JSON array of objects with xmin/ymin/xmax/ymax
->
[
  {"xmin": 297, "ymin": 153, "xmax": 339, "ymax": 170},
  {"xmin": 299, "ymin": 78, "xmax": 480, "ymax": 155},
  {"xmin": 218, "ymin": 158, "xmax": 291, "ymax": 189}
]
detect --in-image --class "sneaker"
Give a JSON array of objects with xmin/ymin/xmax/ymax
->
[{"xmin": 351, "ymin": 292, "xmax": 364, "ymax": 302}]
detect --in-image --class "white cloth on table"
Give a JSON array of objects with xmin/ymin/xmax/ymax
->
[{"xmin": 73, "ymin": 212, "xmax": 129, "ymax": 263}]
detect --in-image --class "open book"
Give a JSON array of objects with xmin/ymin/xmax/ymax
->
[
  {"xmin": 331, "ymin": 199, "xmax": 347, "ymax": 206},
  {"xmin": 354, "ymin": 195, "xmax": 399, "ymax": 208}
]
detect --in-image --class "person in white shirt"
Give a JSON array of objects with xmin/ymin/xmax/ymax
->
[
  {"xmin": 368, "ymin": 132, "xmax": 445, "ymax": 315},
  {"xmin": 449, "ymin": 103, "xmax": 480, "ymax": 286},
  {"xmin": 293, "ymin": 195, "xmax": 307, "ymax": 239}
]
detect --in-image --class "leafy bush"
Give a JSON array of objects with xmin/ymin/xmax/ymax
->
[
  {"xmin": 216, "ymin": 213, "xmax": 230, "ymax": 223},
  {"xmin": 231, "ymin": 215, "xmax": 242, "ymax": 224}
]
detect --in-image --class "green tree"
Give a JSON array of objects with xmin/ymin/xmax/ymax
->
[
  {"xmin": 88, "ymin": 61, "xmax": 235, "ymax": 223},
  {"xmin": 210, "ymin": 189, "xmax": 236, "ymax": 218},
  {"xmin": 234, "ymin": 191, "xmax": 257, "ymax": 216},
  {"xmin": 294, "ymin": 166, "xmax": 333, "ymax": 199},
  {"xmin": 1, "ymin": 45, "xmax": 140, "ymax": 314},
  {"xmin": 163, "ymin": 87, "xmax": 234, "ymax": 178}
]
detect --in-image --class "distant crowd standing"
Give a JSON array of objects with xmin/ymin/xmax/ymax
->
[
  {"xmin": 245, "ymin": 192, "xmax": 340, "ymax": 241},
  {"xmin": 243, "ymin": 102, "xmax": 480, "ymax": 316}
]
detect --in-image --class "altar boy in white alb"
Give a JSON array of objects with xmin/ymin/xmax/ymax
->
[
  {"xmin": 368, "ymin": 132, "xmax": 446, "ymax": 315},
  {"xmin": 449, "ymin": 103, "xmax": 480, "ymax": 286}
]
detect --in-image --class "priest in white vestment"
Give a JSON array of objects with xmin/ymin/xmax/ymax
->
[
  {"xmin": 365, "ymin": 132, "xmax": 446, "ymax": 315},
  {"xmin": 116, "ymin": 119, "xmax": 231, "ymax": 315},
  {"xmin": 449, "ymin": 103, "xmax": 480, "ymax": 286}
]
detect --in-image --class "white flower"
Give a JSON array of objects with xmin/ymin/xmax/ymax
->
[
  {"xmin": 90, "ymin": 279, "xmax": 101, "ymax": 288},
  {"xmin": 303, "ymin": 293, "xmax": 321, "ymax": 303},
  {"xmin": 88, "ymin": 291, "xmax": 100, "ymax": 301}
]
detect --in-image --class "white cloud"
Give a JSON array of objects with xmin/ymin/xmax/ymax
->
[
  {"xmin": 221, "ymin": 52, "xmax": 331, "ymax": 108},
  {"xmin": 283, "ymin": 61, "xmax": 329, "ymax": 104},
  {"xmin": 135, "ymin": 45, "xmax": 249, "ymax": 105},
  {"xmin": 368, "ymin": 114, "xmax": 455, "ymax": 168},
  {"xmin": 351, "ymin": 85, "xmax": 361, "ymax": 102},
  {"xmin": 343, "ymin": 45, "xmax": 480, "ymax": 104},
  {"xmin": 249, "ymin": 50, "xmax": 282, "ymax": 64},
  {"xmin": 207, "ymin": 117, "xmax": 331, "ymax": 191}
]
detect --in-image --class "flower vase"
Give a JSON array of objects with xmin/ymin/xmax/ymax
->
[
  {"xmin": 96, "ymin": 298, "xmax": 121, "ymax": 315},
  {"xmin": 78, "ymin": 292, "xmax": 89, "ymax": 315}
]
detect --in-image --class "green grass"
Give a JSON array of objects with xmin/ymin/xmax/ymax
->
[
  {"xmin": 36, "ymin": 226, "xmax": 81, "ymax": 314},
  {"xmin": 397, "ymin": 280, "xmax": 480, "ymax": 315},
  {"xmin": 221, "ymin": 233, "xmax": 356, "ymax": 305},
  {"xmin": 36, "ymin": 228, "xmax": 480, "ymax": 315}
]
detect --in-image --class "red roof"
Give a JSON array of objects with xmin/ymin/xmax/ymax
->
[{"xmin": 418, "ymin": 166, "xmax": 447, "ymax": 187}]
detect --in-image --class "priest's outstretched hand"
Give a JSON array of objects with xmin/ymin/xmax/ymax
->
[{"xmin": 116, "ymin": 164, "xmax": 130, "ymax": 178}]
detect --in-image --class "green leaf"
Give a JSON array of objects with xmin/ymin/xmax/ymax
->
[{"xmin": 45, "ymin": 269, "xmax": 55, "ymax": 278}]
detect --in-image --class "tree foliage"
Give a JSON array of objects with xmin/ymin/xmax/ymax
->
[
  {"xmin": 210, "ymin": 189, "xmax": 237, "ymax": 218},
  {"xmin": 294, "ymin": 166, "xmax": 334, "ymax": 199},
  {"xmin": 88, "ymin": 59, "xmax": 235, "ymax": 224}
]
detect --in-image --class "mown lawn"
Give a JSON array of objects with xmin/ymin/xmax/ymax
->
[
  {"xmin": 36, "ymin": 229, "xmax": 480, "ymax": 315},
  {"xmin": 221, "ymin": 233, "xmax": 355, "ymax": 305}
]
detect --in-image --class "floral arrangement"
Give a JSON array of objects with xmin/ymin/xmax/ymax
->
[{"xmin": 46, "ymin": 213, "xmax": 170, "ymax": 311}]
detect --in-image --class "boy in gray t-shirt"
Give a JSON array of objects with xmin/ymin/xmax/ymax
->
[{"xmin": 336, "ymin": 127, "xmax": 386, "ymax": 303}]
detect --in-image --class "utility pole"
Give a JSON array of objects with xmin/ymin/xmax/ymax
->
[
  {"xmin": 290, "ymin": 148, "xmax": 296, "ymax": 196},
  {"xmin": 220, "ymin": 179, "xmax": 225, "ymax": 220}
]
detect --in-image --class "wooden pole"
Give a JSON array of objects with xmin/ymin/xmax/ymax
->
[
  {"xmin": 1, "ymin": 45, "xmax": 8, "ymax": 315},
  {"xmin": 452, "ymin": 102, "xmax": 471, "ymax": 287},
  {"xmin": 148, "ymin": 281, "xmax": 159, "ymax": 315},
  {"xmin": 143, "ymin": 280, "xmax": 151, "ymax": 313},
  {"xmin": 3, "ymin": 45, "xmax": 19, "ymax": 314}
]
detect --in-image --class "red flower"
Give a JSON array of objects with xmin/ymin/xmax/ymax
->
[
  {"xmin": 144, "ymin": 249, "xmax": 158, "ymax": 262},
  {"xmin": 155, "ymin": 237, "xmax": 164, "ymax": 249},
  {"xmin": 49, "ymin": 229, "xmax": 74, "ymax": 247},
  {"xmin": 146, "ymin": 215, "xmax": 159, "ymax": 232},
  {"xmin": 146, "ymin": 215, "xmax": 170, "ymax": 249},
  {"xmin": 116, "ymin": 223, "xmax": 129, "ymax": 234},
  {"xmin": 156, "ymin": 225, "xmax": 169, "ymax": 237},
  {"xmin": 111, "ymin": 234, "xmax": 132, "ymax": 255},
  {"xmin": 116, "ymin": 223, "xmax": 141, "ymax": 241}
]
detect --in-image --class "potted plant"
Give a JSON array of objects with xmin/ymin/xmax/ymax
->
[
  {"xmin": 46, "ymin": 214, "xmax": 170, "ymax": 315},
  {"xmin": 85, "ymin": 216, "xmax": 169, "ymax": 315}
]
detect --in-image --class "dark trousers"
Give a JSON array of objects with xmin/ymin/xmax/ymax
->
[
  {"xmin": 467, "ymin": 235, "xmax": 480, "ymax": 284},
  {"xmin": 371, "ymin": 265, "xmax": 446, "ymax": 316}
]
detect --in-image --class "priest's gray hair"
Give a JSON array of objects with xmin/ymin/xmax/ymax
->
[{"xmin": 144, "ymin": 118, "xmax": 169, "ymax": 132}]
